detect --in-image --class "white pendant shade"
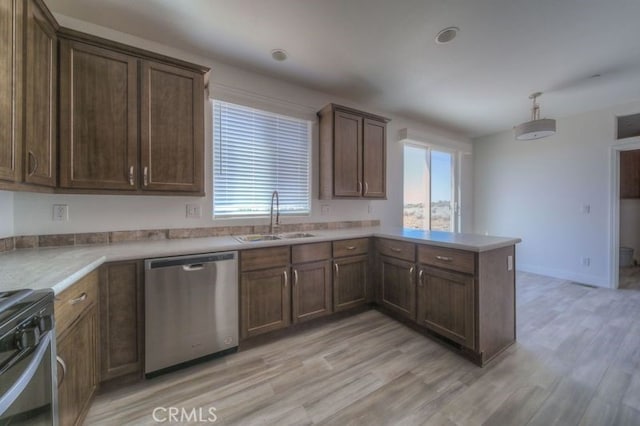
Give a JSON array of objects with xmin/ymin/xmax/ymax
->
[{"xmin": 514, "ymin": 118, "xmax": 556, "ymax": 140}]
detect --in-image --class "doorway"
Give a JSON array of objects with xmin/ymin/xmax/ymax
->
[{"xmin": 619, "ymin": 148, "xmax": 640, "ymax": 289}]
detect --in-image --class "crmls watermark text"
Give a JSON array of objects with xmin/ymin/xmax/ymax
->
[{"xmin": 152, "ymin": 406, "xmax": 217, "ymax": 423}]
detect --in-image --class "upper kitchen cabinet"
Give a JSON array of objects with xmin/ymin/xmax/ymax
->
[
  {"xmin": 140, "ymin": 61, "xmax": 204, "ymax": 192},
  {"xmin": 0, "ymin": 0, "xmax": 56, "ymax": 187},
  {"xmin": 24, "ymin": 0, "xmax": 57, "ymax": 187},
  {"xmin": 58, "ymin": 29, "xmax": 208, "ymax": 194},
  {"xmin": 59, "ymin": 40, "xmax": 138, "ymax": 190},
  {"xmin": 0, "ymin": 0, "xmax": 23, "ymax": 183},
  {"xmin": 318, "ymin": 104, "xmax": 389, "ymax": 199}
]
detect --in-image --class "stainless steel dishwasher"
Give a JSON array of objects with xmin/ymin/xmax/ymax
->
[{"xmin": 144, "ymin": 251, "xmax": 238, "ymax": 377}]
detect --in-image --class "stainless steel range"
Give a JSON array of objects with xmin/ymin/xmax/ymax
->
[{"xmin": 0, "ymin": 289, "xmax": 57, "ymax": 425}]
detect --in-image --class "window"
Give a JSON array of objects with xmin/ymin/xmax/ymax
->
[
  {"xmin": 403, "ymin": 144, "xmax": 456, "ymax": 231},
  {"xmin": 213, "ymin": 100, "xmax": 311, "ymax": 217}
]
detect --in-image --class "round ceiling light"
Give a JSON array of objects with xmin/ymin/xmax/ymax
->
[
  {"xmin": 435, "ymin": 27, "xmax": 459, "ymax": 44},
  {"xmin": 271, "ymin": 49, "xmax": 288, "ymax": 61}
]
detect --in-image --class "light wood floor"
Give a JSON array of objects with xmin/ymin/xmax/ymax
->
[
  {"xmin": 619, "ymin": 266, "xmax": 640, "ymax": 290},
  {"xmin": 85, "ymin": 272, "xmax": 640, "ymax": 425}
]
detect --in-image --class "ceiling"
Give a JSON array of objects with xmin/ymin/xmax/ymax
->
[{"xmin": 46, "ymin": 0, "xmax": 640, "ymax": 138}]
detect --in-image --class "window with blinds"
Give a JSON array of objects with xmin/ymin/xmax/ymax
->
[{"xmin": 213, "ymin": 100, "xmax": 311, "ymax": 217}]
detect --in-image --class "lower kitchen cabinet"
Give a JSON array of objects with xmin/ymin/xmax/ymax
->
[
  {"xmin": 99, "ymin": 261, "xmax": 144, "ymax": 384},
  {"xmin": 292, "ymin": 260, "xmax": 332, "ymax": 323},
  {"xmin": 333, "ymin": 255, "xmax": 369, "ymax": 312},
  {"xmin": 55, "ymin": 271, "xmax": 99, "ymax": 426},
  {"xmin": 378, "ymin": 255, "xmax": 416, "ymax": 321},
  {"xmin": 241, "ymin": 266, "xmax": 291, "ymax": 338},
  {"xmin": 417, "ymin": 265, "xmax": 475, "ymax": 349}
]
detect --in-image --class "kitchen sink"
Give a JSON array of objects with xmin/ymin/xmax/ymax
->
[
  {"xmin": 235, "ymin": 232, "xmax": 316, "ymax": 243},
  {"xmin": 279, "ymin": 232, "xmax": 316, "ymax": 239},
  {"xmin": 235, "ymin": 234, "xmax": 282, "ymax": 243}
]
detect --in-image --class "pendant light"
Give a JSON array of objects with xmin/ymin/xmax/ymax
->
[{"xmin": 514, "ymin": 92, "xmax": 556, "ymax": 140}]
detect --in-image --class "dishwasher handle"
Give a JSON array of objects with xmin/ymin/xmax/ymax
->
[{"xmin": 182, "ymin": 264, "xmax": 205, "ymax": 272}]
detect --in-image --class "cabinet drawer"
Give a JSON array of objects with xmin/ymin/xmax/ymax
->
[
  {"xmin": 241, "ymin": 246, "xmax": 290, "ymax": 271},
  {"xmin": 376, "ymin": 238, "xmax": 415, "ymax": 262},
  {"xmin": 418, "ymin": 245, "xmax": 475, "ymax": 275},
  {"xmin": 333, "ymin": 238, "xmax": 369, "ymax": 258},
  {"xmin": 292, "ymin": 242, "xmax": 331, "ymax": 264},
  {"xmin": 55, "ymin": 270, "xmax": 99, "ymax": 337}
]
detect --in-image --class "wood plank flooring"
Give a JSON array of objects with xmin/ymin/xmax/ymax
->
[{"xmin": 85, "ymin": 272, "xmax": 640, "ymax": 425}]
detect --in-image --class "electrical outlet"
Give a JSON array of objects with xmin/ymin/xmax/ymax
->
[
  {"xmin": 581, "ymin": 257, "xmax": 591, "ymax": 267},
  {"xmin": 186, "ymin": 204, "xmax": 202, "ymax": 218},
  {"xmin": 507, "ymin": 255, "xmax": 513, "ymax": 271},
  {"xmin": 581, "ymin": 204, "xmax": 591, "ymax": 214},
  {"xmin": 53, "ymin": 204, "xmax": 68, "ymax": 221},
  {"xmin": 321, "ymin": 204, "xmax": 330, "ymax": 216}
]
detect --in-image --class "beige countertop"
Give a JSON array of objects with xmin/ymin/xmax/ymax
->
[{"xmin": 0, "ymin": 227, "xmax": 520, "ymax": 295}]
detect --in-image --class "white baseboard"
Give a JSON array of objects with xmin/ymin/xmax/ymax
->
[{"xmin": 517, "ymin": 263, "xmax": 611, "ymax": 288}]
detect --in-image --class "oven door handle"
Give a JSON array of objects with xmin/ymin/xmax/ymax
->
[{"xmin": 0, "ymin": 331, "xmax": 52, "ymax": 415}]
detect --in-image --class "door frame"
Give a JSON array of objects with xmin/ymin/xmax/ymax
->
[{"xmin": 609, "ymin": 138, "xmax": 640, "ymax": 289}]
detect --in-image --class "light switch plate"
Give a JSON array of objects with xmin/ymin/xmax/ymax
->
[{"xmin": 186, "ymin": 204, "xmax": 202, "ymax": 218}]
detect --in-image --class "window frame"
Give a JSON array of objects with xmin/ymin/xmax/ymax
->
[{"xmin": 211, "ymin": 99, "xmax": 312, "ymax": 219}]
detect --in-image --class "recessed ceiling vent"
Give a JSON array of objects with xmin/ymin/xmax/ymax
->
[
  {"xmin": 617, "ymin": 113, "xmax": 640, "ymax": 140},
  {"xmin": 435, "ymin": 27, "xmax": 459, "ymax": 44}
]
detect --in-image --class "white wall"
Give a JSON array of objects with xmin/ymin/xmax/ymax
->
[
  {"xmin": 474, "ymin": 100, "xmax": 640, "ymax": 288},
  {"xmin": 620, "ymin": 199, "xmax": 640, "ymax": 264},
  {"xmin": 0, "ymin": 191, "xmax": 14, "ymax": 238},
  {"xmin": 11, "ymin": 14, "xmax": 472, "ymax": 236}
]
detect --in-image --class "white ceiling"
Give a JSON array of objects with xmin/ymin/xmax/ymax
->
[{"xmin": 46, "ymin": 0, "xmax": 640, "ymax": 138}]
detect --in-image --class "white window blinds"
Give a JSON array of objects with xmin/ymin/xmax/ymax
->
[{"xmin": 213, "ymin": 100, "xmax": 311, "ymax": 217}]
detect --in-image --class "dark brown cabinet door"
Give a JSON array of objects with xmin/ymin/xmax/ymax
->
[
  {"xmin": 333, "ymin": 111, "xmax": 362, "ymax": 197},
  {"xmin": 0, "ymin": 0, "xmax": 22, "ymax": 182},
  {"xmin": 241, "ymin": 266, "xmax": 291, "ymax": 338},
  {"xmin": 362, "ymin": 118, "xmax": 386, "ymax": 198},
  {"xmin": 59, "ymin": 40, "xmax": 138, "ymax": 190},
  {"xmin": 140, "ymin": 61, "xmax": 204, "ymax": 193},
  {"xmin": 57, "ymin": 304, "xmax": 98, "ymax": 426},
  {"xmin": 292, "ymin": 260, "xmax": 332, "ymax": 323},
  {"xmin": 333, "ymin": 255, "xmax": 368, "ymax": 312},
  {"xmin": 620, "ymin": 149, "xmax": 640, "ymax": 199},
  {"xmin": 24, "ymin": 0, "xmax": 56, "ymax": 186},
  {"xmin": 99, "ymin": 261, "xmax": 144, "ymax": 383},
  {"xmin": 379, "ymin": 256, "xmax": 416, "ymax": 320},
  {"xmin": 417, "ymin": 265, "xmax": 475, "ymax": 349}
]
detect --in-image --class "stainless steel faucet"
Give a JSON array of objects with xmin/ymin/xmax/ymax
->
[{"xmin": 269, "ymin": 190, "xmax": 280, "ymax": 235}]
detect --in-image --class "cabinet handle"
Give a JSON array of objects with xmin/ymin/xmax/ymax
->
[
  {"xmin": 345, "ymin": 246, "xmax": 356, "ymax": 251},
  {"xmin": 358, "ymin": 181, "xmax": 362, "ymax": 194},
  {"xmin": 128, "ymin": 166, "xmax": 135, "ymax": 186},
  {"xmin": 56, "ymin": 355, "xmax": 67, "ymax": 388},
  {"xmin": 293, "ymin": 269, "xmax": 298, "ymax": 287},
  {"xmin": 143, "ymin": 166, "xmax": 149, "ymax": 186},
  {"xmin": 409, "ymin": 266, "xmax": 415, "ymax": 284},
  {"xmin": 28, "ymin": 151, "xmax": 38, "ymax": 176},
  {"xmin": 364, "ymin": 181, "xmax": 369, "ymax": 195},
  {"xmin": 435, "ymin": 255, "xmax": 453, "ymax": 262},
  {"xmin": 390, "ymin": 247, "xmax": 402, "ymax": 253},
  {"xmin": 334, "ymin": 263, "xmax": 339, "ymax": 279},
  {"xmin": 283, "ymin": 270, "xmax": 288, "ymax": 288},
  {"xmin": 69, "ymin": 292, "xmax": 87, "ymax": 305},
  {"xmin": 418, "ymin": 269, "xmax": 424, "ymax": 286}
]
